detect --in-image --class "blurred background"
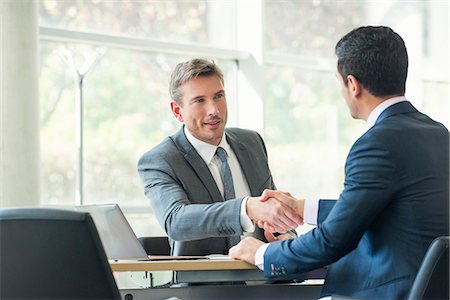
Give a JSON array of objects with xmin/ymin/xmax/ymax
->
[{"xmin": 2, "ymin": 0, "xmax": 449, "ymax": 237}]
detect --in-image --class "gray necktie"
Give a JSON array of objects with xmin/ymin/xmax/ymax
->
[
  {"xmin": 215, "ymin": 147, "xmax": 236, "ymax": 200},
  {"xmin": 216, "ymin": 147, "xmax": 240, "ymax": 248}
]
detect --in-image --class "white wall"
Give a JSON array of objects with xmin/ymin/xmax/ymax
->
[{"xmin": 0, "ymin": 0, "xmax": 40, "ymax": 207}]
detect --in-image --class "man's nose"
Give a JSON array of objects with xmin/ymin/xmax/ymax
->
[{"xmin": 206, "ymin": 99, "xmax": 219, "ymax": 115}]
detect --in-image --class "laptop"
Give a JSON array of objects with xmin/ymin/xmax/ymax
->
[
  {"xmin": 75, "ymin": 204, "xmax": 150, "ymax": 260},
  {"xmin": 75, "ymin": 204, "xmax": 218, "ymax": 261}
]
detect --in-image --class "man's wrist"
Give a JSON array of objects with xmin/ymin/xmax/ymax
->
[{"xmin": 245, "ymin": 196, "xmax": 257, "ymax": 220}]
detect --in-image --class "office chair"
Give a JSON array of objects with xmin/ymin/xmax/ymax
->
[
  {"xmin": 138, "ymin": 236, "xmax": 173, "ymax": 287},
  {"xmin": 332, "ymin": 236, "xmax": 449, "ymax": 300},
  {"xmin": 408, "ymin": 236, "xmax": 449, "ymax": 300},
  {"xmin": 138, "ymin": 236, "xmax": 170, "ymax": 255},
  {"xmin": 0, "ymin": 208, "xmax": 121, "ymax": 300}
]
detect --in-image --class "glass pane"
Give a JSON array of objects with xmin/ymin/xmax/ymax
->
[
  {"xmin": 264, "ymin": 65, "xmax": 365, "ymax": 200},
  {"xmin": 39, "ymin": 0, "xmax": 235, "ymax": 48},
  {"xmin": 263, "ymin": 0, "xmax": 448, "ymax": 205},
  {"xmin": 422, "ymin": 81, "xmax": 450, "ymax": 128},
  {"xmin": 40, "ymin": 42, "xmax": 77, "ymax": 204},
  {"xmin": 40, "ymin": 40, "xmax": 238, "ymax": 207},
  {"xmin": 264, "ymin": 0, "xmax": 363, "ymax": 57}
]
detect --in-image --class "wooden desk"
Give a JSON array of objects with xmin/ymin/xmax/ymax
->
[
  {"xmin": 110, "ymin": 259, "xmax": 325, "ymax": 300},
  {"xmin": 110, "ymin": 258, "xmax": 326, "ymax": 285},
  {"xmin": 110, "ymin": 258, "xmax": 257, "ymax": 272},
  {"xmin": 110, "ymin": 258, "xmax": 263, "ymax": 283}
]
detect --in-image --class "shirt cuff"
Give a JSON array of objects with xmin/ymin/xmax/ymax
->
[
  {"xmin": 255, "ymin": 243, "xmax": 270, "ymax": 271},
  {"xmin": 304, "ymin": 198, "xmax": 319, "ymax": 226},
  {"xmin": 240, "ymin": 197, "xmax": 255, "ymax": 232}
]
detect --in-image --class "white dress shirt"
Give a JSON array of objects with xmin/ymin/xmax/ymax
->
[
  {"xmin": 184, "ymin": 127, "xmax": 255, "ymax": 232},
  {"xmin": 255, "ymin": 96, "xmax": 408, "ymax": 271}
]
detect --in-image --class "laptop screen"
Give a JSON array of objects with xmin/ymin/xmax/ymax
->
[{"xmin": 75, "ymin": 204, "xmax": 148, "ymax": 260}]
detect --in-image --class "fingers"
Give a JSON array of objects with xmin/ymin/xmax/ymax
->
[
  {"xmin": 248, "ymin": 195, "xmax": 303, "ymax": 232},
  {"xmin": 281, "ymin": 203, "xmax": 304, "ymax": 225},
  {"xmin": 266, "ymin": 199, "xmax": 302, "ymax": 230},
  {"xmin": 277, "ymin": 232, "xmax": 296, "ymax": 241},
  {"xmin": 259, "ymin": 221, "xmax": 276, "ymax": 233},
  {"xmin": 264, "ymin": 230, "xmax": 278, "ymax": 242},
  {"xmin": 267, "ymin": 216, "xmax": 293, "ymax": 232},
  {"xmin": 283, "ymin": 191, "xmax": 293, "ymax": 197},
  {"xmin": 263, "ymin": 222, "xmax": 276, "ymax": 232},
  {"xmin": 255, "ymin": 220, "xmax": 264, "ymax": 228},
  {"xmin": 228, "ymin": 244, "xmax": 239, "ymax": 259},
  {"xmin": 272, "ymin": 192, "xmax": 297, "ymax": 209},
  {"xmin": 228, "ymin": 237, "xmax": 263, "ymax": 265},
  {"xmin": 261, "ymin": 190, "xmax": 298, "ymax": 212},
  {"xmin": 260, "ymin": 189, "xmax": 292, "ymax": 201},
  {"xmin": 264, "ymin": 230, "xmax": 295, "ymax": 242},
  {"xmin": 256, "ymin": 220, "xmax": 276, "ymax": 232}
]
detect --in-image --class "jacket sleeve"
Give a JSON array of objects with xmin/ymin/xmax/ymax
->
[
  {"xmin": 263, "ymin": 133, "xmax": 397, "ymax": 277},
  {"xmin": 137, "ymin": 148, "xmax": 244, "ymax": 242}
]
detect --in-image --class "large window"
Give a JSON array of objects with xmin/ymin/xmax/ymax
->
[
  {"xmin": 39, "ymin": 0, "xmax": 449, "ymax": 236},
  {"xmin": 39, "ymin": 0, "xmax": 239, "ymax": 236},
  {"xmin": 40, "ymin": 41, "xmax": 237, "ymax": 206},
  {"xmin": 263, "ymin": 0, "xmax": 449, "ymax": 203},
  {"xmin": 40, "ymin": 1, "xmax": 227, "ymax": 46}
]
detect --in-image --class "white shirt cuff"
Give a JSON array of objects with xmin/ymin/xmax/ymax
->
[
  {"xmin": 240, "ymin": 197, "xmax": 255, "ymax": 232},
  {"xmin": 304, "ymin": 198, "xmax": 319, "ymax": 226},
  {"xmin": 255, "ymin": 243, "xmax": 269, "ymax": 270}
]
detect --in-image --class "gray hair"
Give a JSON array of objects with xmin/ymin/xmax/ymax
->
[{"xmin": 169, "ymin": 58, "xmax": 224, "ymax": 105}]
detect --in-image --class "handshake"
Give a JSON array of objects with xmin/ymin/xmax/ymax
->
[{"xmin": 246, "ymin": 189, "xmax": 305, "ymax": 234}]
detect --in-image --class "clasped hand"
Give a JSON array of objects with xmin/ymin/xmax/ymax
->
[
  {"xmin": 230, "ymin": 190, "xmax": 304, "ymax": 265},
  {"xmin": 246, "ymin": 189, "xmax": 305, "ymax": 233}
]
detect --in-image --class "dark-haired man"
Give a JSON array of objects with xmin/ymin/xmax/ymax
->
[
  {"xmin": 230, "ymin": 26, "xmax": 449, "ymax": 299},
  {"xmin": 138, "ymin": 58, "xmax": 300, "ymax": 256}
]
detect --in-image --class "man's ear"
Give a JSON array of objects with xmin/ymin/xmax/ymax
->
[
  {"xmin": 347, "ymin": 75, "xmax": 361, "ymax": 97},
  {"xmin": 170, "ymin": 101, "xmax": 184, "ymax": 122}
]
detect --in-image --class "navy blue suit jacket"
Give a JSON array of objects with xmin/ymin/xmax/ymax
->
[{"xmin": 264, "ymin": 101, "xmax": 449, "ymax": 299}]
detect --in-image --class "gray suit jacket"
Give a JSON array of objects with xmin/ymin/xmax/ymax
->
[{"xmin": 138, "ymin": 126, "xmax": 276, "ymax": 255}]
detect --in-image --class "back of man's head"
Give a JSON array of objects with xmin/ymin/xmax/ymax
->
[
  {"xmin": 335, "ymin": 26, "xmax": 408, "ymax": 97},
  {"xmin": 169, "ymin": 58, "xmax": 224, "ymax": 105}
]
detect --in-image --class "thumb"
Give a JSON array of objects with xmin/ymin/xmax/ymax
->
[{"xmin": 260, "ymin": 189, "xmax": 276, "ymax": 202}]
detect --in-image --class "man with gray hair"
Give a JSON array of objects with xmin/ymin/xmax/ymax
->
[{"xmin": 138, "ymin": 58, "xmax": 301, "ymax": 256}]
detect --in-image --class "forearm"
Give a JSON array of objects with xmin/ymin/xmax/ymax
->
[
  {"xmin": 147, "ymin": 184, "xmax": 244, "ymax": 241},
  {"xmin": 167, "ymin": 200, "xmax": 243, "ymax": 241}
]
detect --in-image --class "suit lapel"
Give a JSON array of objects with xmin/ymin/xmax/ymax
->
[
  {"xmin": 226, "ymin": 131, "xmax": 260, "ymax": 196},
  {"xmin": 171, "ymin": 127, "xmax": 223, "ymax": 202}
]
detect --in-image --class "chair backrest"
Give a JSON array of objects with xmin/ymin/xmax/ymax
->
[
  {"xmin": 0, "ymin": 208, "xmax": 121, "ymax": 300},
  {"xmin": 138, "ymin": 236, "xmax": 170, "ymax": 255},
  {"xmin": 408, "ymin": 236, "xmax": 449, "ymax": 300}
]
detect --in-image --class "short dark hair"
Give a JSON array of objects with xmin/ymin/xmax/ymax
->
[
  {"xmin": 169, "ymin": 58, "xmax": 224, "ymax": 105},
  {"xmin": 335, "ymin": 26, "xmax": 408, "ymax": 97}
]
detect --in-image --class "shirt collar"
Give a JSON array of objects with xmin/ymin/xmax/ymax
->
[
  {"xmin": 184, "ymin": 126, "xmax": 229, "ymax": 165},
  {"xmin": 366, "ymin": 96, "xmax": 407, "ymax": 130}
]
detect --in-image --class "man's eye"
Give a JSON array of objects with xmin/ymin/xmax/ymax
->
[
  {"xmin": 214, "ymin": 93, "xmax": 224, "ymax": 100},
  {"xmin": 194, "ymin": 98, "xmax": 205, "ymax": 103}
]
